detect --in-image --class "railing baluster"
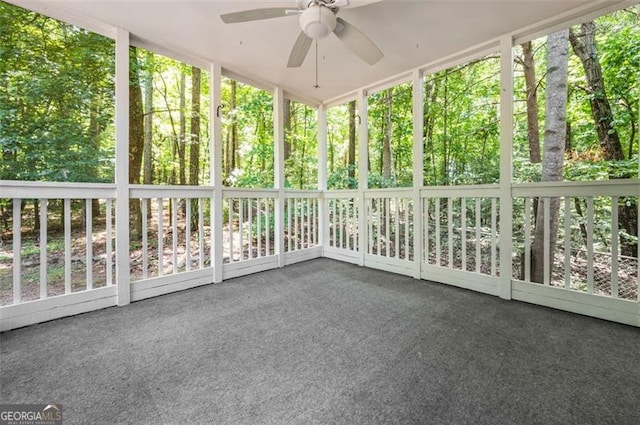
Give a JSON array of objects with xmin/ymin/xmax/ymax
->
[
  {"xmin": 586, "ymin": 197, "xmax": 594, "ymax": 293},
  {"xmin": 64, "ymin": 198, "xmax": 71, "ymax": 294},
  {"xmin": 186, "ymin": 198, "xmax": 192, "ymax": 271},
  {"xmin": 142, "ymin": 198, "xmax": 148, "ymax": 279},
  {"xmin": 564, "ymin": 197, "xmax": 571, "ymax": 289},
  {"xmin": 257, "ymin": 198, "xmax": 263, "ymax": 258},
  {"xmin": 248, "ymin": 198, "xmax": 253, "ymax": 258},
  {"xmin": 13, "ymin": 198, "xmax": 22, "ymax": 304},
  {"xmin": 265, "ymin": 198, "xmax": 271, "ymax": 256},
  {"xmin": 543, "ymin": 197, "xmax": 550, "ymax": 286},
  {"xmin": 447, "ymin": 197, "xmax": 453, "ymax": 268},
  {"xmin": 404, "ymin": 199, "xmax": 410, "ymax": 260},
  {"xmin": 228, "ymin": 197, "xmax": 234, "ymax": 262},
  {"xmin": 611, "ymin": 196, "xmax": 619, "ymax": 298},
  {"xmin": 435, "ymin": 198, "xmax": 441, "ymax": 266},
  {"xmin": 475, "ymin": 198, "xmax": 481, "ymax": 273},
  {"xmin": 157, "ymin": 198, "xmax": 163, "ymax": 276},
  {"xmin": 491, "ymin": 197, "xmax": 497, "ymax": 276},
  {"xmin": 339, "ymin": 199, "xmax": 345, "ymax": 250},
  {"xmin": 461, "ymin": 198, "xmax": 467, "ymax": 271},
  {"xmin": 294, "ymin": 198, "xmax": 300, "ymax": 250},
  {"xmin": 287, "ymin": 198, "xmax": 292, "ymax": 252},
  {"xmin": 40, "ymin": 199, "xmax": 48, "ymax": 298},
  {"xmin": 423, "ymin": 198, "xmax": 429, "ymax": 264},
  {"xmin": 239, "ymin": 198, "xmax": 244, "ymax": 260},
  {"xmin": 384, "ymin": 198, "xmax": 390, "ymax": 257},
  {"xmin": 86, "ymin": 199, "xmax": 93, "ymax": 290},
  {"xmin": 106, "ymin": 199, "xmax": 113, "ymax": 285},
  {"xmin": 172, "ymin": 198, "xmax": 178, "ymax": 273},
  {"xmin": 367, "ymin": 199, "xmax": 372, "ymax": 254},
  {"xmin": 307, "ymin": 198, "xmax": 312, "ymax": 248},
  {"xmin": 394, "ymin": 198, "xmax": 400, "ymax": 259},
  {"xmin": 198, "ymin": 199, "xmax": 204, "ymax": 269},
  {"xmin": 524, "ymin": 197, "xmax": 532, "ymax": 282}
]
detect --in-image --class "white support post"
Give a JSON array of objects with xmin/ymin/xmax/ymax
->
[
  {"xmin": 115, "ymin": 28, "xmax": 130, "ymax": 306},
  {"xmin": 498, "ymin": 35, "xmax": 514, "ymax": 300},
  {"xmin": 274, "ymin": 87, "xmax": 286, "ymax": 267},
  {"xmin": 211, "ymin": 63, "xmax": 224, "ymax": 283},
  {"xmin": 318, "ymin": 104, "xmax": 328, "ymax": 252},
  {"xmin": 357, "ymin": 89, "xmax": 368, "ymax": 266},
  {"xmin": 412, "ymin": 69, "xmax": 424, "ymax": 279}
]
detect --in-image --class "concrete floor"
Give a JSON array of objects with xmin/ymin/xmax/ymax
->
[{"xmin": 2, "ymin": 258, "xmax": 639, "ymax": 424}]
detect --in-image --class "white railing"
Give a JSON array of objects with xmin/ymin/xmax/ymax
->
[
  {"xmin": 223, "ymin": 189, "xmax": 277, "ymax": 263},
  {"xmin": 365, "ymin": 189, "xmax": 414, "ymax": 262},
  {"xmin": 129, "ymin": 185, "xmax": 213, "ymax": 282},
  {"xmin": 421, "ymin": 185, "xmax": 501, "ymax": 277},
  {"xmin": 2, "ymin": 179, "xmax": 638, "ymax": 329},
  {"xmin": 1, "ymin": 181, "xmax": 116, "ymax": 307},
  {"xmin": 284, "ymin": 191, "xmax": 320, "ymax": 253},
  {"xmin": 325, "ymin": 191, "xmax": 359, "ymax": 253},
  {"xmin": 513, "ymin": 180, "xmax": 639, "ymax": 302}
]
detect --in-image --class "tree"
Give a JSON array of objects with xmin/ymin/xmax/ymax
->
[
  {"xmin": 531, "ymin": 30, "xmax": 570, "ymax": 284},
  {"xmin": 569, "ymin": 20, "xmax": 637, "ymax": 257},
  {"xmin": 521, "ymin": 41, "xmax": 541, "ymax": 163},
  {"xmin": 347, "ymin": 100, "xmax": 356, "ymax": 184},
  {"xmin": 129, "ymin": 47, "xmax": 144, "ymax": 237}
]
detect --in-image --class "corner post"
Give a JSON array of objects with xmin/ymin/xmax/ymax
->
[
  {"xmin": 317, "ymin": 104, "xmax": 328, "ymax": 252},
  {"xmin": 211, "ymin": 63, "xmax": 224, "ymax": 283},
  {"xmin": 274, "ymin": 87, "xmax": 286, "ymax": 267},
  {"xmin": 357, "ymin": 89, "xmax": 368, "ymax": 266},
  {"xmin": 115, "ymin": 28, "xmax": 130, "ymax": 306},
  {"xmin": 499, "ymin": 35, "xmax": 514, "ymax": 300},
  {"xmin": 412, "ymin": 69, "xmax": 424, "ymax": 280}
]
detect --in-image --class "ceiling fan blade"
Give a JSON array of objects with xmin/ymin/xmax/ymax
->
[
  {"xmin": 333, "ymin": 17, "xmax": 383, "ymax": 65},
  {"xmin": 221, "ymin": 8, "xmax": 291, "ymax": 24},
  {"xmin": 287, "ymin": 31, "xmax": 313, "ymax": 68}
]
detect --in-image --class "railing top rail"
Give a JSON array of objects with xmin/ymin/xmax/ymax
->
[
  {"xmin": 323, "ymin": 190, "xmax": 359, "ymax": 198},
  {"xmin": 420, "ymin": 184, "xmax": 500, "ymax": 198},
  {"xmin": 284, "ymin": 189, "xmax": 322, "ymax": 198},
  {"xmin": 129, "ymin": 185, "xmax": 214, "ymax": 198},
  {"xmin": 223, "ymin": 188, "xmax": 279, "ymax": 198},
  {"xmin": 1, "ymin": 180, "xmax": 116, "ymax": 199},
  {"xmin": 513, "ymin": 179, "xmax": 640, "ymax": 197}
]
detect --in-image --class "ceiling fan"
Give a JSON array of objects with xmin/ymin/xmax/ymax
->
[{"xmin": 221, "ymin": 0, "xmax": 383, "ymax": 68}]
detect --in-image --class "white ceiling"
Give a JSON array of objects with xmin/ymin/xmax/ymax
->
[{"xmin": 8, "ymin": 0, "xmax": 627, "ymax": 104}]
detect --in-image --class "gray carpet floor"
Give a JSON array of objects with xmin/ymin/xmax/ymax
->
[{"xmin": 1, "ymin": 258, "xmax": 639, "ymax": 424}]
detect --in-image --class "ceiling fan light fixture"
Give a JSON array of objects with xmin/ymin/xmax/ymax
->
[{"xmin": 299, "ymin": 4, "xmax": 336, "ymax": 39}]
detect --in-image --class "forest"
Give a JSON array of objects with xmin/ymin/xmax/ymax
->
[{"xmin": 0, "ymin": 2, "xmax": 638, "ymax": 298}]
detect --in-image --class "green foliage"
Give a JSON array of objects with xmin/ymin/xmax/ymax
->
[
  {"xmin": 513, "ymin": 7, "xmax": 639, "ymax": 183},
  {"xmin": 326, "ymin": 104, "xmax": 357, "ymax": 190},
  {"xmin": 221, "ymin": 78, "xmax": 274, "ymax": 188},
  {"xmin": 368, "ymin": 82, "xmax": 414, "ymax": 188},
  {"xmin": 0, "ymin": 2, "xmax": 115, "ymax": 183},
  {"xmin": 284, "ymin": 101, "xmax": 318, "ymax": 189},
  {"xmin": 423, "ymin": 56, "xmax": 501, "ymax": 186}
]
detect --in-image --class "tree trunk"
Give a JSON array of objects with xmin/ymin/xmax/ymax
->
[
  {"xmin": 143, "ymin": 50, "xmax": 153, "ymax": 186},
  {"xmin": 129, "ymin": 47, "xmax": 144, "ymax": 238},
  {"xmin": 178, "ymin": 68, "xmax": 187, "ymax": 186},
  {"xmin": 569, "ymin": 22, "xmax": 625, "ymax": 162},
  {"xmin": 521, "ymin": 41, "xmax": 541, "ymax": 163},
  {"xmin": 230, "ymin": 80, "xmax": 238, "ymax": 177},
  {"xmin": 189, "ymin": 66, "xmax": 201, "ymax": 230},
  {"xmin": 531, "ymin": 30, "xmax": 570, "ymax": 284},
  {"xmin": 347, "ymin": 100, "xmax": 356, "ymax": 186},
  {"xmin": 569, "ymin": 21, "xmax": 637, "ymax": 257},
  {"xmin": 381, "ymin": 88, "xmax": 393, "ymax": 184},
  {"xmin": 283, "ymin": 98, "xmax": 291, "ymax": 164}
]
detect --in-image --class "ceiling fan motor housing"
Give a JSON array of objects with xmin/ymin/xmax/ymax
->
[{"xmin": 299, "ymin": 4, "xmax": 337, "ymax": 39}]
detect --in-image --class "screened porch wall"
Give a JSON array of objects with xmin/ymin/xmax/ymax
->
[{"xmin": 2, "ymin": 2, "xmax": 639, "ymax": 331}]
